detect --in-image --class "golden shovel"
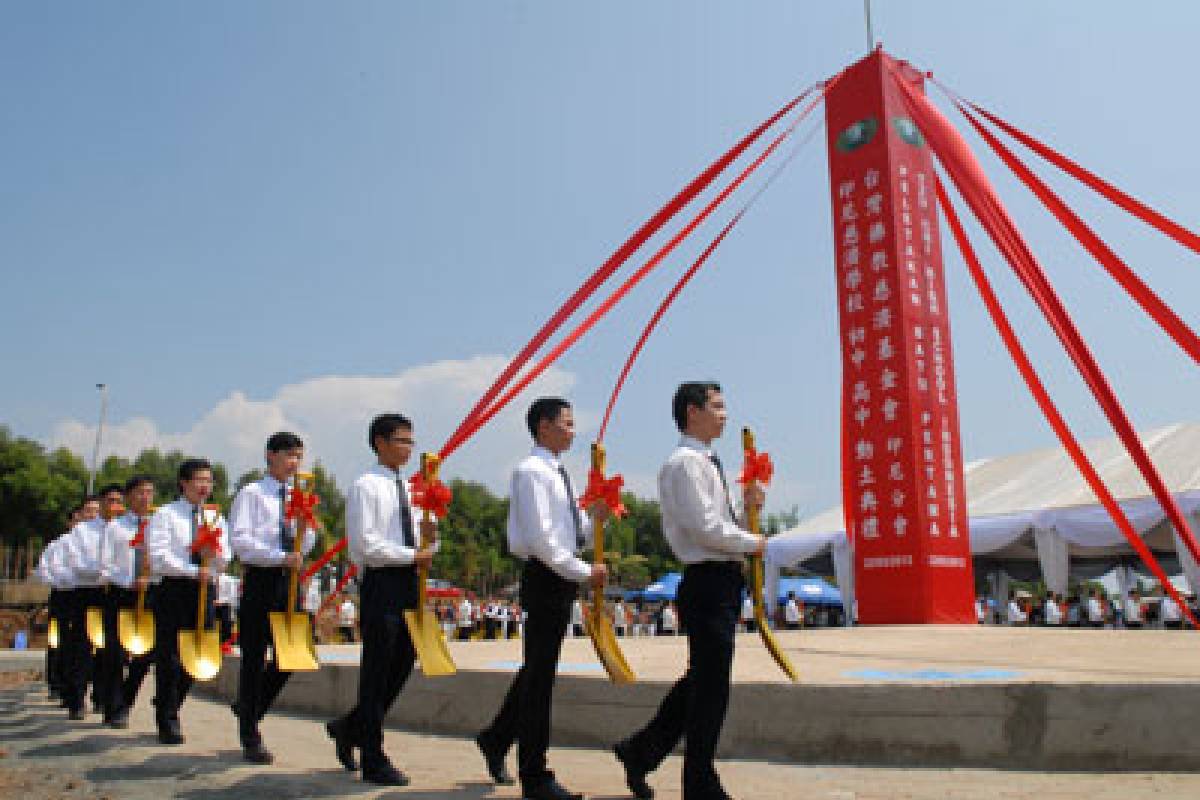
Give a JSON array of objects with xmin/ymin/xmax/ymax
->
[
  {"xmin": 119, "ymin": 511, "xmax": 156, "ymax": 656},
  {"xmin": 268, "ymin": 473, "xmax": 320, "ymax": 672},
  {"xmin": 582, "ymin": 443, "xmax": 636, "ymax": 684},
  {"xmin": 743, "ymin": 428, "xmax": 799, "ymax": 682},
  {"xmin": 179, "ymin": 506, "xmax": 223, "ymax": 682},
  {"xmin": 86, "ymin": 603, "xmax": 105, "ymax": 649},
  {"xmin": 403, "ymin": 453, "xmax": 456, "ymax": 677}
]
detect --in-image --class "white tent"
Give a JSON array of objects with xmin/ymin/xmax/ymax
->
[{"xmin": 767, "ymin": 423, "xmax": 1200, "ymax": 614}]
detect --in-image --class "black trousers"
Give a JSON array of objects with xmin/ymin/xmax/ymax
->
[
  {"xmin": 621, "ymin": 561, "xmax": 743, "ymax": 800},
  {"xmin": 333, "ymin": 566, "xmax": 418, "ymax": 770},
  {"xmin": 62, "ymin": 587, "xmax": 101, "ymax": 713},
  {"xmin": 154, "ymin": 576, "xmax": 213, "ymax": 729},
  {"xmin": 235, "ymin": 566, "xmax": 300, "ymax": 745},
  {"xmin": 97, "ymin": 586, "xmax": 155, "ymax": 718},
  {"xmin": 479, "ymin": 559, "xmax": 575, "ymax": 791}
]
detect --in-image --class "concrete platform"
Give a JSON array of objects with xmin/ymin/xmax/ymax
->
[{"xmin": 192, "ymin": 626, "xmax": 1200, "ymax": 771}]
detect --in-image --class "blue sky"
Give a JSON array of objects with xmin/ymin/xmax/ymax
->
[{"xmin": 3, "ymin": 2, "xmax": 1199, "ymax": 514}]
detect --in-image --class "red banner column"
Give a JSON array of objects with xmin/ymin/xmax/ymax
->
[{"xmin": 824, "ymin": 49, "xmax": 974, "ymax": 623}]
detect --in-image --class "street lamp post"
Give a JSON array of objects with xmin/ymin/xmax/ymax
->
[{"xmin": 87, "ymin": 383, "xmax": 108, "ymax": 495}]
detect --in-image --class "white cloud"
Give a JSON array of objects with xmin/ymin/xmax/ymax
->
[{"xmin": 50, "ymin": 355, "xmax": 576, "ymax": 495}]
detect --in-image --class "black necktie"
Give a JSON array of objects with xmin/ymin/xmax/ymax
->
[
  {"xmin": 280, "ymin": 483, "xmax": 294, "ymax": 553},
  {"xmin": 189, "ymin": 505, "xmax": 202, "ymax": 566},
  {"xmin": 132, "ymin": 516, "xmax": 146, "ymax": 579},
  {"xmin": 709, "ymin": 453, "xmax": 738, "ymax": 521},
  {"xmin": 398, "ymin": 479, "xmax": 416, "ymax": 549},
  {"xmin": 558, "ymin": 465, "xmax": 585, "ymax": 551}
]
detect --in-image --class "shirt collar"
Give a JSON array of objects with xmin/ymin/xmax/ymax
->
[
  {"xmin": 531, "ymin": 445, "xmax": 563, "ymax": 470},
  {"xmin": 678, "ymin": 435, "xmax": 713, "ymax": 457},
  {"xmin": 370, "ymin": 462, "xmax": 404, "ymax": 481},
  {"xmin": 262, "ymin": 474, "xmax": 285, "ymax": 494}
]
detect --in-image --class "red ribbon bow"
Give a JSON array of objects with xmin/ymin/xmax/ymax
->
[
  {"xmin": 579, "ymin": 469, "xmax": 627, "ymax": 518},
  {"xmin": 191, "ymin": 517, "xmax": 224, "ymax": 557},
  {"xmin": 285, "ymin": 487, "xmax": 321, "ymax": 530},
  {"xmin": 129, "ymin": 517, "xmax": 149, "ymax": 548},
  {"xmin": 410, "ymin": 473, "xmax": 453, "ymax": 518},
  {"xmin": 738, "ymin": 448, "xmax": 774, "ymax": 486}
]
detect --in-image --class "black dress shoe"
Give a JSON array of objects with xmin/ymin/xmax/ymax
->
[
  {"xmin": 613, "ymin": 740, "xmax": 654, "ymax": 800},
  {"xmin": 474, "ymin": 732, "xmax": 514, "ymax": 785},
  {"xmin": 522, "ymin": 778, "xmax": 583, "ymax": 800},
  {"xmin": 67, "ymin": 707, "xmax": 85, "ymax": 721},
  {"xmin": 362, "ymin": 762, "xmax": 410, "ymax": 786},
  {"xmin": 157, "ymin": 727, "xmax": 185, "ymax": 745},
  {"xmin": 325, "ymin": 720, "xmax": 358, "ymax": 772},
  {"xmin": 242, "ymin": 742, "xmax": 275, "ymax": 764},
  {"xmin": 106, "ymin": 706, "xmax": 130, "ymax": 729}
]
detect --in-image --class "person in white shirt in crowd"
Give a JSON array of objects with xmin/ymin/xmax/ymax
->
[
  {"xmin": 660, "ymin": 601, "xmax": 678, "ymax": 636},
  {"xmin": 613, "ymin": 382, "xmax": 767, "ymax": 800},
  {"xmin": 338, "ymin": 596, "xmax": 358, "ymax": 643},
  {"xmin": 1123, "ymin": 588, "xmax": 1145, "ymax": 629},
  {"xmin": 95, "ymin": 476, "xmax": 158, "ymax": 728},
  {"xmin": 1042, "ymin": 592, "xmax": 1063, "ymax": 626},
  {"xmin": 1086, "ymin": 588, "xmax": 1105, "ymax": 628},
  {"xmin": 1006, "ymin": 592, "xmax": 1027, "ymax": 625},
  {"xmin": 974, "ymin": 596, "xmax": 986, "ymax": 625},
  {"xmin": 62, "ymin": 486, "xmax": 122, "ymax": 720},
  {"xmin": 1160, "ymin": 590, "xmax": 1184, "ymax": 629},
  {"xmin": 741, "ymin": 590, "xmax": 756, "ymax": 633},
  {"xmin": 783, "ymin": 592, "xmax": 802, "ymax": 630},
  {"xmin": 229, "ymin": 431, "xmax": 319, "ymax": 764},
  {"xmin": 325, "ymin": 413, "xmax": 439, "ymax": 787},
  {"xmin": 147, "ymin": 458, "xmax": 231, "ymax": 745},
  {"xmin": 613, "ymin": 599, "xmax": 628, "ymax": 637},
  {"xmin": 305, "ymin": 577, "xmax": 322, "ymax": 617},
  {"xmin": 458, "ymin": 595, "xmax": 473, "ymax": 641},
  {"xmin": 475, "ymin": 397, "xmax": 611, "ymax": 800},
  {"xmin": 570, "ymin": 597, "xmax": 584, "ymax": 638}
]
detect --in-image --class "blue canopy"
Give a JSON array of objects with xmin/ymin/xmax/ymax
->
[
  {"xmin": 640, "ymin": 572, "xmax": 682, "ymax": 602},
  {"xmin": 776, "ymin": 576, "xmax": 842, "ymax": 607}
]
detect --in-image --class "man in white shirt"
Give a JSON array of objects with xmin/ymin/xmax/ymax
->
[
  {"xmin": 1043, "ymin": 593, "xmax": 1063, "ymax": 626},
  {"xmin": 325, "ymin": 413, "xmax": 438, "ymax": 786},
  {"xmin": 614, "ymin": 382, "xmax": 766, "ymax": 800},
  {"xmin": 660, "ymin": 601, "xmax": 677, "ymax": 635},
  {"xmin": 95, "ymin": 475, "xmax": 158, "ymax": 727},
  {"xmin": 146, "ymin": 458, "xmax": 231, "ymax": 745},
  {"xmin": 230, "ymin": 431, "xmax": 319, "ymax": 764},
  {"xmin": 1123, "ymin": 589, "xmax": 1144, "ymax": 629},
  {"xmin": 62, "ymin": 485, "xmax": 123, "ymax": 720},
  {"xmin": 740, "ymin": 591, "xmax": 755, "ymax": 633},
  {"xmin": 1006, "ymin": 592, "xmax": 1027, "ymax": 625},
  {"xmin": 784, "ymin": 592, "xmax": 802, "ymax": 630},
  {"xmin": 475, "ymin": 397, "xmax": 610, "ymax": 800},
  {"xmin": 338, "ymin": 597, "xmax": 357, "ymax": 642},
  {"xmin": 458, "ymin": 596, "xmax": 473, "ymax": 640},
  {"xmin": 1161, "ymin": 591, "xmax": 1184, "ymax": 629},
  {"xmin": 570, "ymin": 597, "xmax": 584, "ymax": 637},
  {"xmin": 613, "ymin": 600, "xmax": 628, "ymax": 637},
  {"xmin": 1086, "ymin": 589, "xmax": 1105, "ymax": 628}
]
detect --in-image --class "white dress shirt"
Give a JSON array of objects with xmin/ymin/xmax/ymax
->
[
  {"xmin": 216, "ymin": 574, "xmax": 241, "ymax": 607},
  {"xmin": 339, "ymin": 599, "xmax": 357, "ymax": 626},
  {"xmin": 304, "ymin": 580, "xmax": 321, "ymax": 613},
  {"xmin": 784, "ymin": 598, "xmax": 801, "ymax": 624},
  {"xmin": 45, "ymin": 538, "xmax": 77, "ymax": 590},
  {"xmin": 1124, "ymin": 597, "xmax": 1143, "ymax": 624},
  {"xmin": 146, "ymin": 499, "xmax": 231, "ymax": 580},
  {"xmin": 1087, "ymin": 597, "xmax": 1105, "ymax": 623},
  {"xmin": 661, "ymin": 605, "xmax": 677, "ymax": 631},
  {"xmin": 742, "ymin": 595, "xmax": 755, "ymax": 621},
  {"xmin": 1007, "ymin": 600, "xmax": 1027, "ymax": 624},
  {"xmin": 347, "ymin": 463, "xmax": 439, "ymax": 568},
  {"xmin": 458, "ymin": 598, "xmax": 473, "ymax": 627},
  {"xmin": 1161, "ymin": 595, "xmax": 1183, "ymax": 623},
  {"xmin": 64, "ymin": 517, "xmax": 107, "ymax": 588},
  {"xmin": 229, "ymin": 475, "xmax": 319, "ymax": 567},
  {"xmin": 506, "ymin": 446, "xmax": 594, "ymax": 582},
  {"xmin": 658, "ymin": 436, "xmax": 759, "ymax": 564},
  {"xmin": 1043, "ymin": 599, "xmax": 1062, "ymax": 625},
  {"xmin": 100, "ymin": 512, "xmax": 157, "ymax": 589}
]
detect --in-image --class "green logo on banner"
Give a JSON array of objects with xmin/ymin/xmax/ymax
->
[
  {"xmin": 892, "ymin": 117, "xmax": 925, "ymax": 147},
  {"xmin": 835, "ymin": 118, "xmax": 878, "ymax": 153}
]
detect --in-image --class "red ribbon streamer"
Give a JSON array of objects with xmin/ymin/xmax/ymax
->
[
  {"xmin": 410, "ymin": 473, "xmax": 453, "ymax": 518},
  {"xmin": 456, "ymin": 87, "xmax": 832, "ymax": 448},
  {"xmin": 300, "ymin": 537, "xmax": 346, "ymax": 582},
  {"xmin": 943, "ymin": 94, "xmax": 1200, "ymax": 366},
  {"xmin": 190, "ymin": 522, "xmax": 223, "ymax": 557},
  {"xmin": 438, "ymin": 86, "xmax": 818, "ymax": 461},
  {"xmin": 738, "ymin": 448, "xmax": 774, "ymax": 486},
  {"xmin": 930, "ymin": 81, "xmax": 1200, "ymax": 257},
  {"xmin": 317, "ymin": 565, "xmax": 359, "ymax": 616},
  {"xmin": 578, "ymin": 469, "xmax": 627, "ymax": 518},
  {"xmin": 936, "ymin": 176, "xmax": 1200, "ymax": 629},
  {"xmin": 285, "ymin": 487, "xmax": 321, "ymax": 531},
  {"xmin": 890, "ymin": 63, "xmax": 1200, "ymax": 570}
]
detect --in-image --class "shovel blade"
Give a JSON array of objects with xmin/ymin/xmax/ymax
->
[
  {"xmin": 403, "ymin": 608, "xmax": 456, "ymax": 677},
  {"xmin": 85, "ymin": 607, "xmax": 105, "ymax": 649},
  {"xmin": 178, "ymin": 627, "xmax": 223, "ymax": 682},
  {"xmin": 118, "ymin": 609, "xmax": 155, "ymax": 656},
  {"xmin": 268, "ymin": 611, "xmax": 320, "ymax": 672},
  {"xmin": 755, "ymin": 609, "xmax": 799, "ymax": 682},
  {"xmin": 584, "ymin": 614, "xmax": 637, "ymax": 685},
  {"xmin": 48, "ymin": 618, "xmax": 59, "ymax": 649}
]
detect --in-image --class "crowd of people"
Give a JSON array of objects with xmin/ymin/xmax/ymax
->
[
  {"xmin": 30, "ymin": 381, "xmax": 770, "ymax": 800},
  {"xmin": 980, "ymin": 587, "xmax": 1197, "ymax": 629}
]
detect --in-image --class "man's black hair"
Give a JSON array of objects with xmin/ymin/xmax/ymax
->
[
  {"xmin": 124, "ymin": 474, "xmax": 155, "ymax": 494},
  {"xmin": 266, "ymin": 431, "xmax": 304, "ymax": 453},
  {"xmin": 671, "ymin": 382, "xmax": 722, "ymax": 433},
  {"xmin": 177, "ymin": 458, "xmax": 213, "ymax": 488},
  {"xmin": 368, "ymin": 414, "xmax": 413, "ymax": 453},
  {"xmin": 97, "ymin": 483, "xmax": 124, "ymax": 498},
  {"xmin": 526, "ymin": 397, "xmax": 571, "ymax": 440}
]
